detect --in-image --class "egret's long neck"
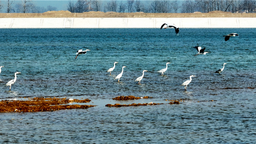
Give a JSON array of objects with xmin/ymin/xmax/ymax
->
[
  {"xmin": 166, "ymin": 64, "xmax": 169, "ymax": 69},
  {"xmin": 121, "ymin": 67, "xmax": 124, "ymax": 74},
  {"xmin": 221, "ymin": 65, "xmax": 226, "ymax": 71},
  {"xmin": 14, "ymin": 74, "xmax": 17, "ymax": 82},
  {"xmin": 189, "ymin": 76, "xmax": 193, "ymax": 81},
  {"xmin": 142, "ymin": 71, "xmax": 145, "ymax": 77},
  {"xmin": 113, "ymin": 63, "xmax": 116, "ymax": 68}
]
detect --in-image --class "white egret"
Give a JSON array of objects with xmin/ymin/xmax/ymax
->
[
  {"xmin": 158, "ymin": 62, "xmax": 171, "ymax": 76},
  {"xmin": 215, "ymin": 63, "xmax": 227, "ymax": 74},
  {"xmin": 224, "ymin": 33, "xmax": 238, "ymax": 41},
  {"xmin": 115, "ymin": 66, "xmax": 126, "ymax": 82},
  {"xmin": 75, "ymin": 49, "xmax": 90, "ymax": 59},
  {"xmin": 6, "ymin": 72, "xmax": 21, "ymax": 90},
  {"xmin": 181, "ymin": 75, "xmax": 196, "ymax": 91},
  {"xmin": 135, "ymin": 70, "xmax": 148, "ymax": 84},
  {"xmin": 160, "ymin": 23, "xmax": 179, "ymax": 35},
  {"xmin": 107, "ymin": 62, "xmax": 118, "ymax": 75},
  {"xmin": 0, "ymin": 66, "xmax": 3, "ymax": 73}
]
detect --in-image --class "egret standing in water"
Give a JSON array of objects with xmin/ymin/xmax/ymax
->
[
  {"xmin": 115, "ymin": 66, "xmax": 126, "ymax": 82},
  {"xmin": 158, "ymin": 62, "xmax": 171, "ymax": 76},
  {"xmin": 215, "ymin": 63, "xmax": 227, "ymax": 74},
  {"xmin": 135, "ymin": 70, "xmax": 148, "ymax": 84},
  {"xmin": 107, "ymin": 62, "xmax": 118, "ymax": 75},
  {"xmin": 75, "ymin": 49, "xmax": 90, "ymax": 59},
  {"xmin": 6, "ymin": 72, "xmax": 21, "ymax": 90},
  {"xmin": 0, "ymin": 66, "xmax": 3, "ymax": 74},
  {"xmin": 181, "ymin": 75, "xmax": 196, "ymax": 91}
]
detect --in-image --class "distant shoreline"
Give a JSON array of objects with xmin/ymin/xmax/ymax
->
[
  {"xmin": 1, "ymin": 10, "xmax": 256, "ymax": 18},
  {"xmin": 1, "ymin": 11, "xmax": 256, "ymax": 28}
]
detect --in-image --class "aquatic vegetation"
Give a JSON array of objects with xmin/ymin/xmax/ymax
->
[
  {"xmin": 0, "ymin": 97, "xmax": 95, "ymax": 113},
  {"xmin": 112, "ymin": 95, "xmax": 153, "ymax": 100}
]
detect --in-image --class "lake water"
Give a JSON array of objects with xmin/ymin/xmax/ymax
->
[{"xmin": 0, "ymin": 28, "xmax": 256, "ymax": 143}]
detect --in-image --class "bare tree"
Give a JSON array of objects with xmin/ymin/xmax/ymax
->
[
  {"xmin": 75, "ymin": 0, "xmax": 89, "ymax": 13},
  {"xmin": 92, "ymin": 0, "xmax": 101, "ymax": 11},
  {"xmin": 127, "ymin": 0, "xmax": 134, "ymax": 12},
  {"xmin": 105, "ymin": 0, "xmax": 117, "ymax": 12},
  {"xmin": 21, "ymin": 0, "xmax": 34, "ymax": 13},
  {"xmin": 150, "ymin": 0, "xmax": 170, "ymax": 13},
  {"xmin": 170, "ymin": 0, "xmax": 179, "ymax": 13},
  {"xmin": 14, "ymin": 3, "xmax": 22, "ymax": 13},
  {"xmin": 67, "ymin": 1, "xmax": 76, "ymax": 12},
  {"xmin": 0, "ymin": 1, "xmax": 3, "ymax": 12},
  {"xmin": 7, "ymin": 0, "xmax": 14, "ymax": 13},
  {"xmin": 118, "ymin": 1, "xmax": 126, "ymax": 12},
  {"xmin": 134, "ymin": 0, "xmax": 144, "ymax": 12}
]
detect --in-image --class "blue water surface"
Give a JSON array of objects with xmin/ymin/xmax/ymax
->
[{"xmin": 0, "ymin": 28, "xmax": 256, "ymax": 143}]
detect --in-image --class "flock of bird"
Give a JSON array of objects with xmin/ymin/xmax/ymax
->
[{"xmin": 1, "ymin": 23, "xmax": 237, "ymax": 91}]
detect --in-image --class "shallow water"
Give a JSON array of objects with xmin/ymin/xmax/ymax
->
[{"xmin": 0, "ymin": 28, "xmax": 256, "ymax": 143}]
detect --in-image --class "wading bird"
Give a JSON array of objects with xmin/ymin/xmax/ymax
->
[
  {"xmin": 0, "ymin": 66, "xmax": 3, "ymax": 74},
  {"xmin": 181, "ymin": 75, "xmax": 196, "ymax": 91},
  {"xmin": 6, "ymin": 72, "xmax": 21, "ymax": 90},
  {"xmin": 115, "ymin": 66, "xmax": 126, "ymax": 82},
  {"xmin": 224, "ymin": 33, "xmax": 238, "ymax": 41},
  {"xmin": 158, "ymin": 62, "xmax": 171, "ymax": 76},
  {"xmin": 107, "ymin": 62, "xmax": 118, "ymax": 75},
  {"xmin": 215, "ymin": 63, "xmax": 227, "ymax": 74},
  {"xmin": 75, "ymin": 49, "xmax": 90, "ymax": 59},
  {"xmin": 135, "ymin": 70, "xmax": 148, "ymax": 84},
  {"xmin": 160, "ymin": 23, "xmax": 179, "ymax": 35}
]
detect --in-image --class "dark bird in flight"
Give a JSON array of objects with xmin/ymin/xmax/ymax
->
[{"xmin": 224, "ymin": 33, "xmax": 238, "ymax": 41}]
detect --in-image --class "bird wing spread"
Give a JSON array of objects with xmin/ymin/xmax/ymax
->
[
  {"xmin": 200, "ymin": 48, "xmax": 206, "ymax": 53},
  {"xmin": 160, "ymin": 23, "xmax": 167, "ymax": 29},
  {"xmin": 225, "ymin": 36, "xmax": 230, "ymax": 41}
]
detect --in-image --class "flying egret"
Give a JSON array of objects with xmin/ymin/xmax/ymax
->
[
  {"xmin": 224, "ymin": 33, "xmax": 238, "ymax": 41},
  {"xmin": 215, "ymin": 63, "xmax": 227, "ymax": 74},
  {"xmin": 160, "ymin": 23, "xmax": 179, "ymax": 35},
  {"xmin": 6, "ymin": 72, "xmax": 21, "ymax": 90},
  {"xmin": 75, "ymin": 49, "xmax": 90, "ymax": 59},
  {"xmin": 181, "ymin": 75, "xmax": 196, "ymax": 91},
  {"xmin": 158, "ymin": 62, "xmax": 171, "ymax": 76},
  {"xmin": 135, "ymin": 70, "xmax": 148, "ymax": 84},
  {"xmin": 107, "ymin": 62, "xmax": 118, "ymax": 75},
  {"xmin": 115, "ymin": 66, "xmax": 126, "ymax": 82}
]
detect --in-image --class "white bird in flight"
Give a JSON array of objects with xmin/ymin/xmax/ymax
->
[
  {"xmin": 181, "ymin": 75, "xmax": 196, "ymax": 91},
  {"xmin": 160, "ymin": 23, "xmax": 179, "ymax": 35},
  {"xmin": 107, "ymin": 62, "xmax": 118, "ymax": 75},
  {"xmin": 75, "ymin": 49, "xmax": 90, "ymax": 59},
  {"xmin": 6, "ymin": 72, "xmax": 21, "ymax": 90},
  {"xmin": 215, "ymin": 63, "xmax": 227, "ymax": 74},
  {"xmin": 115, "ymin": 66, "xmax": 126, "ymax": 82},
  {"xmin": 158, "ymin": 62, "xmax": 171, "ymax": 76},
  {"xmin": 135, "ymin": 70, "xmax": 148, "ymax": 84}
]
